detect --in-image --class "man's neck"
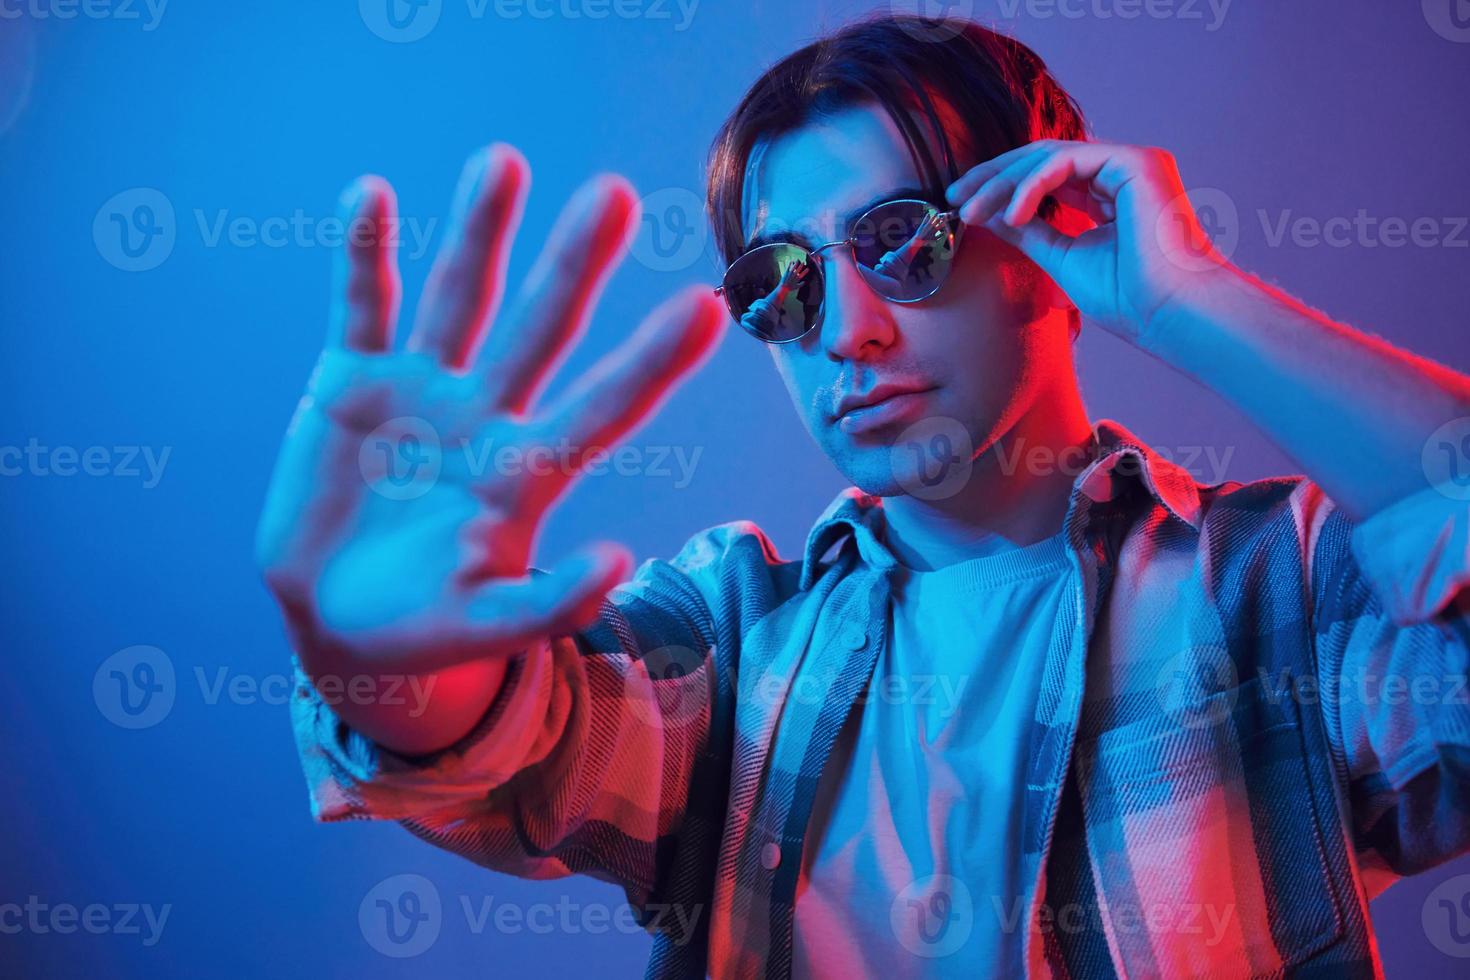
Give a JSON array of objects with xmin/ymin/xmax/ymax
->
[{"xmin": 880, "ymin": 390, "xmax": 1095, "ymax": 572}]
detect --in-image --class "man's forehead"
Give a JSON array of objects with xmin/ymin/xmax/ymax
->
[{"xmin": 741, "ymin": 104, "xmax": 922, "ymax": 244}]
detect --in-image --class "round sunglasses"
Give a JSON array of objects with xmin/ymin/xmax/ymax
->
[{"xmin": 714, "ymin": 198, "xmax": 964, "ymax": 344}]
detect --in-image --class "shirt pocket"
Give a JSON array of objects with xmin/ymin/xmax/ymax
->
[{"xmin": 1074, "ymin": 675, "xmax": 1345, "ymax": 977}]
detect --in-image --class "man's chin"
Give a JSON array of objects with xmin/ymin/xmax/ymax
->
[
  {"xmin": 827, "ymin": 415, "xmax": 982, "ymax": 501},
  {"xmin": 830, "ymin": 449, "xmax": 912, "ymax": 498}
]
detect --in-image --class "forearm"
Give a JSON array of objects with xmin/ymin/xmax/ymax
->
[
  {"xmin": 1142, "ymin": 265, "xmax": 1470, "ymax": 521},
  {"xmin": 875, "ymin": 240, "xmax": 922, "ymax": 277}
]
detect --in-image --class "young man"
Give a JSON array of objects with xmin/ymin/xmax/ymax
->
[{"xmin": 256, "ymin": 14, "xmax": 1470, "ymax": 978}]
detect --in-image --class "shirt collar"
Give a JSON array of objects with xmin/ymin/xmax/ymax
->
[{"xmin": 798, "ymin": 418, "xmax": 1204, "ymax": 590}]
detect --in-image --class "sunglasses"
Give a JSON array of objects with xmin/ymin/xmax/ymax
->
[{"xmin": 714, "ymin": 198, "xmax": 964, "ymax": 344}]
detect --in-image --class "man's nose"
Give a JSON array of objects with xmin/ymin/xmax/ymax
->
[{"xmin": 817, "ymin": 246, "xmax": 896, "ymax": 360}]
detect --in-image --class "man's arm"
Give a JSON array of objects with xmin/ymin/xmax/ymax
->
[
  {"xmin": 947, "ymin": 138, "xmax": 1470, "ymax": 525},
  {"xmin": 292, "ymin": 522, "xmax": 775, "ymax": 930},
  {"xmin": 255, "ymin": 146, "xmax": 724, "ymax": 756},
  {"xmin": 258, "ymin": 143, "xmax": 740, "ymax": 929},
  {"xmin": 869, "ymin": 209, "xmax": 943, "ymax": 287},
  {"xmin": 1139, "ymin": 263, "xmax": 1470, "ymax": 524},
  {"xmin": 950, "ymin": 138, "xmax": 1470, "ymax": 876}
]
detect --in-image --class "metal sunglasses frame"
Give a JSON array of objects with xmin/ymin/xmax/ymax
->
[{"xmin": 712, "ymin": 198, "xmax": 965, "ymax": 344}]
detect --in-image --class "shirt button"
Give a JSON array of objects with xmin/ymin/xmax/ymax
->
[
  {"xmin": 760, "ymin": 842, "xmax": 782, "ymax": 870},
  {"xmin": 842, "ymin": 627, "xmax": 868, "ymax": 650}
]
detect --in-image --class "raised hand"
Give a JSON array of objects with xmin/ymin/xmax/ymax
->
[
  {"xmin": 911, "ymin": 209, "xmax": 943, "ymax": 246},
  {"xmin": 779, "ymin": 258, "xmax": 810, "ymax": 290},
  {"xmin": 254, "ymin": 145, "xmax": 724, "ymax": 750},
  {"xmin": 945, "ymin": 140, "xmax": 1233, "ymax": 346}
]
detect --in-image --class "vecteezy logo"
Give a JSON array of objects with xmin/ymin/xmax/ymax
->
[
  {"xmin": 1156, "ymin": 187, "xmax": 1239, "ymax": 273},
  {"xmin": 1154, "ymin": 645, "xmax": 1238, "ymax": 730},
  {"xmin": 890, "ymin": 874, "xmax": 973, "ymax": 958},
  {"xmin": 359, "ymin": 0, "xmax": 442, "ymax": 43},
  {"xmin": 1422, "ymin": 873, "xmax": 1470, "ymax": 958},
  {"xmin": 93, "ymin": 645, "xmax": 176, "ymax": 729},
  {"xmin": 891, "ymin": 415, "xmax": 974, "ymax": 501},
  {"xmin": 359, "ymin": 874, "xmax": 442, "ymax": 958},
  {"xmin": 93, "ymin": 188, "xmax": 176, "ymax": 272},
  {"xmin": 358, "ymin": 416, "xmax": 443, "ymax": 500},
  {"xmin": 623, "ymin": 643, "xmax": 711, "ymax": 730},
  {"xmin": 1424, "ymin": 0, "xmax": 1470, "ymax": 42},
  {"xmin": 888, "ymin": 0, "xmax": 976, "ymax": 40},
  {"xmin": 1422, "ymin": 418, "xmax": 1470, "ymax": 501},
  {"xmin": 629, "ymin": 187, "xmax": 708, "ymax": 273}
]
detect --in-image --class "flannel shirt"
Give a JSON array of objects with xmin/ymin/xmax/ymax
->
[{"xmin": 292, "ymin": 418, "xmax": 1470, "ymax": 978}]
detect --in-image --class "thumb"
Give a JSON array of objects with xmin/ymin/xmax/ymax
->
[
  {"xmin": 529, "ymin": 541, "xmax": 635, "ymax": 629},
  {"xmin": 462, "ymin": 540, "xmax": 634, "ymax": 656}
]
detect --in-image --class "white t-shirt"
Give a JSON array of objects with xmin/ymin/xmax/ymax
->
[{"xmin": 791, "ymin": 528, "xmax": 1076, "ymax": 978}]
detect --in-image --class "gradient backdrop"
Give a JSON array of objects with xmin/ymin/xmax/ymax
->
[{"xmin": 3, "ymin": 0, "xmax": 1469, "ymax": 976}]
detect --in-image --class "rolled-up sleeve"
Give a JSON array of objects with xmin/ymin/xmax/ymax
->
[
  {"xmin": 291, "ymin": 628, "xmax": 570, "ymax": 825},
  {"xmin": 1349, "ymin": 484, "xmax": 1470, "ymax": 629},
  {"xmin": 1310, "ymin": 483, "xmax": 1470, "ymax": 884},
  {"xmin": 287, "ymin": 520, "xmax": 772, "ymax": 918}
]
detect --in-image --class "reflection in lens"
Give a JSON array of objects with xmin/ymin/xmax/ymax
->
[
  {"xmin": 851, "ymin": 201, "xmax": 957, "ymax": 301},
  {"xmin": 722, "ymin": 243, "xmax": 822, "ymax": 341}
]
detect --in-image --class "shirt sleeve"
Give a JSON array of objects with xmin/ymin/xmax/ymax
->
[
  {"xmin": 871, "ymin": 250, "xmax": 907, "ymax": 280},
  {"xmin": 741, "ymin": 293, "xmax": 782, "ymax": 336},
  {"xmin": 1309, "ymin": 482, "xmax": 1470, "ymax": 886},
  {"xmin": 289, "ymin": 520, "xmax": 773, "ymax": 921}
]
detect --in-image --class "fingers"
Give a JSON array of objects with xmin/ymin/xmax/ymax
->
[
  {"xmin": 950, "ymin": 141, "xmax": 1123, "ymax": 244},
  {"xmin": 536, "ymin": 285, "xmax": 724, "ymax": 485},
  {"xmin": 944, "ymin": 142, "xmax": 1041, "ymax": 206},
  {"xmin": 408, "ymin": 144, "xmax": 531, "ymax": 370},
  {"xmin": 478, "ymin": 173, "xmax": 641, "ymax": 415},
  {"xmin": 953, "ymin": 148, "xmax": 1082, "ymax": 274},
  {"xmin": 462, "ymin": 541, "xmax": 633, "ymax": 652},
  {"xmin": 954, "ymin": 148, "xmax": 1050, "ymax": 228},
  {"xmin": 1006, "ymin": 144, "xmax": 1127, "ymax": 228},
  {"xmin": 1004, "ymin": 153, "xmax": 1080, "ymax": 227},
  {"xmin": 949, "ymin": 140, "xmax": 1123, "ymax": 230},
  {"xmin": 983, "ymin": 210, "xmax": 1068, "ymax": 273},
  {"xmin": 328, "ymin": 176, "xmax": 401, "ymax": 352}
]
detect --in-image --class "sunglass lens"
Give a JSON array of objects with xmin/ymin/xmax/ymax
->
[
  {"xmin": 721, "ymin": 243, "xmax": 822, "ymax": 342},
  {"xmin": 850, "ymin": 201, "xmax": 958, "ymax": 301}
]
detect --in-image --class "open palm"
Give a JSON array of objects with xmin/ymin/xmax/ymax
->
[{"xmin": 254, "ymin": 145, "xmax": 723, "ymax": 748}]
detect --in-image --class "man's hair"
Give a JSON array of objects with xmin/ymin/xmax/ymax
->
[{"xmin": 704, "ymin": 14, "xmax": 1087, "ymax": 267}]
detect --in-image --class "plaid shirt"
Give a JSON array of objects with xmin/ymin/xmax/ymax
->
[{"xmin": 292, "ymin": 418, "xmax": 1470, "ymax": 978}]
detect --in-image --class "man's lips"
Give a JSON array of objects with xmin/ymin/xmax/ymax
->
[
  {"xmin": 832, "ymin": 382, "xmax": 937, "ymax": 421},
  {"xmin": 832, "ymin": 384, "xmax": 939, "ymax": 435}
]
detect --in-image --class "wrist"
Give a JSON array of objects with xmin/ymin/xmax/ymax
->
[{"xmin": 1138, "ymin": 261, "xmax": 1250, "ymax": 364}]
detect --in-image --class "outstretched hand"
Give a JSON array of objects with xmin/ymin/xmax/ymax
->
[
  {"xmin": 946, "ymin": 139, "xmax": 1235, "ymax": 346},
  {"xmin": 256, "ymin": 145, "xmax": 725, "ymax": 686}
]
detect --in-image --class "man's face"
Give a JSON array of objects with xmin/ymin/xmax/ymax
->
[{"xmin": 741, "ymin": 102, "xmax": 1074, "ymax": 496}]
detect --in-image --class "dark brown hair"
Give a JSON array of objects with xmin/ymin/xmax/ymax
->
[{"xmin": 704, "ymin": 14, "xmax": 1087, "ymax": 266}]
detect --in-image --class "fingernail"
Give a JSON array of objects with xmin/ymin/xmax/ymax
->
[{"xmin": 465, "ymin": 145, "xmax": 506, "ymax": 202}]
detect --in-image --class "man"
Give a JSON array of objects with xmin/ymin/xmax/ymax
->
[{"xmin": 256, "ymin": 13, "xmax": 1470, "ymax": 978}]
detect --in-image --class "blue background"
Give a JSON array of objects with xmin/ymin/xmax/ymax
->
[{"xmin": 3, "ymin": 0, "xmax": 1469, "ymax": 975}]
